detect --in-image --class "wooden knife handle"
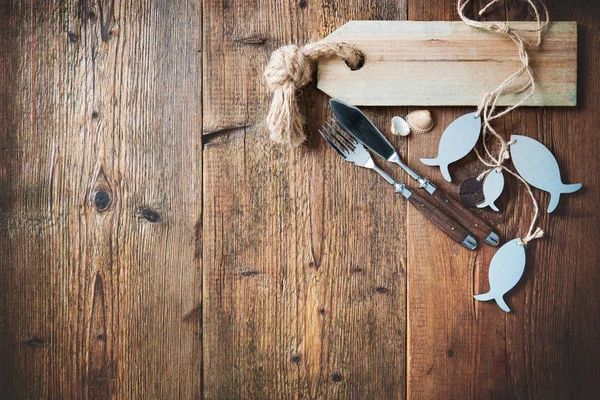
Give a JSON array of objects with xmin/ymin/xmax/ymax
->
[
  {"xmin": 430, "ymin": 188, "xmax": 499, "ymax": 246},
  {"xmin": 407, "ymin": 192, "xmax": 477, "ymax": 250}
]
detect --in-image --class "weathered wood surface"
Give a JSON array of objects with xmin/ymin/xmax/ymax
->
[
  {"xmin": 202, "ymin": 1, "xmax": 408, "ymax": 398},
  {"xmin": 0, "ymin": 1, "xmax": 202, "ymax": 399},
  {"xmin": 406, "ymin": 1, "xmax": 599, "ymax": 399},
  {"xmin": 1, "ymin": 0, "xmax": 599, "ymax": 399},
  {"xmin": 318, "ymin": 21, "xmax": 577, "ymax": 106}
]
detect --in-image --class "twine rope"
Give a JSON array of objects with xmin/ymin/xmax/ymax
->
[
  {"xmin": 264, "ymin": 42, "xmax": 364, "ymax": 147},
  {"xmin": 457, "ymin": 0, "xmax": 549, "ymax": 246}
]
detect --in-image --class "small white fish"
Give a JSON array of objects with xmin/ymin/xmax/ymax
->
[
  {"xmin": 477, "ymin": 169, "xmax": 504, "ymax": 212},
  {"xmin": 510, "ymin": 135, "xmax": 582, "ymax": 213},
  {"xmin": 474, "ymin": 238, "xmax": 526, "ymax": 312},
  {"xmin": 420, "ymin": 112, "xmax": 481, "ymax": 182}
]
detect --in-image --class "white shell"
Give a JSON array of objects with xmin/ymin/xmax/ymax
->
[
  {"xmin": 420, "ymin": 112, "xmax": 481, "ymax": 182},
  {"xmin": 477, "ymin": 169, "xmax": 504, "ymax": 212},
  {"xmin": 391, "ymin": 116, "xmax": 410, "ymax": 136},
  {"xmin": 474, "ymin": 238, "xmax": 526, "ymax": 312},
  {"xmin": 509, "ymin": 135, "xmax": 582, "ymax": 213},
  {"xmin": 406, "ymin": 109, "xmax": 434, "ymax": 134}
]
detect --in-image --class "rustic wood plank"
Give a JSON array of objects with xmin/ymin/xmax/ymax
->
[
  {"xmin": 502, "ymin": 1, "xmax": 600, "ymax": 397},
  {"xmin": 202, "ymin": 0, "xmax": 409, "ymax": 398},
  {"xmin": 0, "ymin": 2, "xmax": 202, "ymax": 398},
  {"xmin": 406, "ymin": 1, "xmax": 599, "ymax": 399},
  {"xmin": 317, "ymin": 21, "xmax": 577, "ymax": 106}
]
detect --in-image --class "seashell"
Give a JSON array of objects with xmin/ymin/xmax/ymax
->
[
  {"xmin": 406, "ymin": 109, "xmax": 434, "ymax": 134},
  {"xmin": 391, "ymin": 116, "xmax": 410, "ymax": 136}
]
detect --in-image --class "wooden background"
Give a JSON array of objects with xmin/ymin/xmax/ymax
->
[{"xmin": 0, "ymin": 0, "xmax": 598, "ymax": 399}]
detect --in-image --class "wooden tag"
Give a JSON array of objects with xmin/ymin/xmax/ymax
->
[{"xmin": 317, "ymin": 21, "xmax": 576, "ymax": 106}]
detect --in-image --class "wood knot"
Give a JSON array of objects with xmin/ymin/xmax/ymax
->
[
  {"xmin": 236, "ymin": 37, "xmax": 267, "ymax": 45},
  {"xmin": 94, "ymin": 191, "xmax": 111, "ymax": 212},
  {"xmin": 290, "ymin": 353, "xmax": 301, "ymax": 363},
  {"xmin": 87, "ymin": 10, "xmax": 98, "ymax": 22},
  {"xmin": 67, "ymin": 32, "xmax": 79, "ymax": 43},
  {"xmin": 331, "ymin": 372, "xmax": 343, "ymax": 382},
  {"xmin": 139, "ymin": 208, "xmax": 161, "ymax": 223},
  {"xmin": 90, "ymin": 167, "xmax": 113, "ymax": 213}
]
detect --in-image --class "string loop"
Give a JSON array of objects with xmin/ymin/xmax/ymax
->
[{"xmin": 458, "ymin": 0, "xmax": 549, "ymax": 243}]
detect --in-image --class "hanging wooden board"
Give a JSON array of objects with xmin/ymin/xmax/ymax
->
[{"xmin": 317, "ymin": 21, "xmax": 577, "ymax": 106}]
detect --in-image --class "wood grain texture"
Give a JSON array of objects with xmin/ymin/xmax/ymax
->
[
  {"xmin": 0, "ymin": 1, "xmax": 202, "ymax": 398},
  {"xmin": 1, "ymin": 0, "xmax": 598, "ymax": 399},
  {"xmin": 202, "ymin": 0, "xmax": 408, "ymax": 398},
  {"xmin": 318, "ymin": 21, "xmax": 577, "ymax": 106},
  {"xmin": 406, "ymin": 0, "xmax": 599, "ymax": 399}
]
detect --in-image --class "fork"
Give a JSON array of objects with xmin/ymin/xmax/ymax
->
[{"xmin": 319, "ymin": 120, "xmax": 477, "ymax": 250}]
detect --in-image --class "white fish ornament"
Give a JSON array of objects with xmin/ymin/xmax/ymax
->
[
  {"xmin": 477, "ymin": 169, "xmax": 504, "ymax": 212},
  {"xmin": 474, "ymin": 238, "xmax": 526, "ymax": 312},
  {"xmin": 420, "ymin": 112, "xmax": 481, "ymax": 182},
  {"xmin": 510, "ymin": 135, "xmax": 582, "ymax": 213}
]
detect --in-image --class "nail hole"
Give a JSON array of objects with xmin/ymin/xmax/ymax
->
[
  {"xmin": 67, "ymin": 32, "xmax": 79, "ymax": 43},
  {"xmin": 290, "ymin": 353, "xmax": 301, "ymax": 363},
  {"xmin": 92, "ymin": 111, "xmax": 99, "ymax": 119}
]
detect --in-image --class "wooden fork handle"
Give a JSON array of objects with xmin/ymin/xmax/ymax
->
[
  {"xmin": 407, "ymin": 192, "xmax": 477, "ymax": 250},
  {"xmin": 429, "ymin": 188, "xmax": 500, "ymax": 246}
]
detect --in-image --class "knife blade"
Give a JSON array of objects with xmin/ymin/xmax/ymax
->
[{"xmin": 330, "ymin": 98, "xmax": 500, "ymax": 246}]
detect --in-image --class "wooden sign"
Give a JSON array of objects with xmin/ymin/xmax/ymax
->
[{"xmin": 317, "ymin": 21, "xmax": 577, "ymax": 106}]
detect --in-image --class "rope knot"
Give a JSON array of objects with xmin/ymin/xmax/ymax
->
[
  {"xmin": 264, "ymin": 45, "xmax": 313, "ymax": 91},
  {"xmin": 518, "ymin": 227, "xmax": 545, "ymax": 246},
  {"xmin": 264, "ymin": 42, "xmax": 364, "ymax": 147},
  {"xmin": 492, "ymin": 23, "xmax": 511, "ymax": 34}
]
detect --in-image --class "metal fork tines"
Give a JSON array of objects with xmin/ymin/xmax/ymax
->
[
  {"xmin": 319, "ymin": 118, "xmax": 477, "ymax": 250},
  {"xmin": 319, "ymin": 119, "xmax": 409, "ymax": 192}
]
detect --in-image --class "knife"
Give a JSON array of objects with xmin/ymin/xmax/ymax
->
[{"xmin": 330, "ymin": 98, "xmax": 500, "ymax": 246}]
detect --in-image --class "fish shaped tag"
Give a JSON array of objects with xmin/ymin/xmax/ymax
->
[
  {"xmin": 421, "ymin": 112, "xmax": 481, "ymax": 182},
  {"xmin": 474, "ymin": 238, "xmax": 526, "ymax": 312},
  {"xmin": 477, "ymin": 169, "xmax": 504, "ymax": 212},
  {"xmin": 509, "ymin": 135, "xmax": 582, "ymax": 213}
]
